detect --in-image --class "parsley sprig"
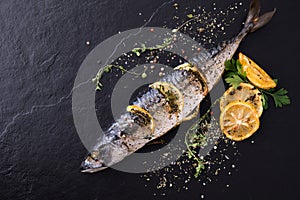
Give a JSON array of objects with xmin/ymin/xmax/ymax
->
[{"xmin": 223, "ymin": 58, "xmax": 291, "ymax": 109}]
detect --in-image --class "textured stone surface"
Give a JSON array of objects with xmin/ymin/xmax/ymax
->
[{"xmin": 1, "ymin": 0, "xmax": 299, "ymax": 200}]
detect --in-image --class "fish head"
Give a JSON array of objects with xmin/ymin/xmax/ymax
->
[{"xmin": 81, "ymin": 150, "xmax": 108, "ymax": 173}]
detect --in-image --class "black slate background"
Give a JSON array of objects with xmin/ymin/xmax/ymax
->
[{"xmin": 1, "ymin": 0, "xmax": 300, "ymax": 199}]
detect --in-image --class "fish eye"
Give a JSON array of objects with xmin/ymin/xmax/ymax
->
[{"xmin": 90, "ymin": 151, "xmax": 99, "ymax": 160}]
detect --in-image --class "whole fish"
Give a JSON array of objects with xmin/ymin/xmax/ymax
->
[{"xmin": 81, "ymin": 0, "xmax": 275, "ymax": 173}]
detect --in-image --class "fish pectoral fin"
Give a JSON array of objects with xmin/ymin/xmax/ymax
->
[{"xmin": 182, "ymin": 104, "xmax": 200, "ymax": 122}]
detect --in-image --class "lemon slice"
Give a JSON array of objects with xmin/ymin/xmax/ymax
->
[
  {"xmin": 220, "ymin": 101, "xmax": 260, "ymax": 141},
  {"xmin": 150, "ymin": 82, "xmax": 184, "ymax": 114},
  {"xmin": 239, "ymin": 53, "xmax": 276, "ymax": 90},
  {"xmin": 220, "ymin": 83, "xmax": 263, "ymax": 117},
  {"xmin": 174, "ymin": 63, "xmax": 208, "ymax": 95},
  {"xmin": 127, "ymin": 105, "xmax": 155, "ymax": 132}
]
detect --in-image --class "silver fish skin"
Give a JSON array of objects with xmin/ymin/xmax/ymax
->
[{"xmin": 81, "ymin": 0, "xmax": 275, "ymax": 173}]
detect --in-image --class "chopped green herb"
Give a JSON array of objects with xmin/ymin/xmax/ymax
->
[
  {"xmin": 132, "ymin": 48, "xmax": 141, "ymax": 56},
  {"xmin": 141, "ymin": 72, "xmax": 147, "ymax": 79},
  {"xmin": 184, "ymin": 99, "xmax": 220, "ymax": 177},
  {"xmin": 187, "ymin": 14, "xmax": 194, "ymax": 18},
  {"xmin": 93, "ymin": 65, "xmax": 144, "ymax": 91},
  {"xmin": 93, "ymin": 37, "xmax": 173, "ymax": 90},
  {"xmin": 131, "ymin": 37, "xmax": 173, "ymax": 57},
  {"xmin": 92, "ymin": 65, "xmax": 114, "ymax": 90}
]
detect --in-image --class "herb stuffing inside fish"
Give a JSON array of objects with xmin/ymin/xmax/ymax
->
[{"xmin": 81, "ymin": 0, "xmax": 276, "ymax": 173}]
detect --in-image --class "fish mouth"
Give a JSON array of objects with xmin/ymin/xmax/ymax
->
[
  {"xmin": 81, "ymin": 166, "xmax": 108, "ymax": 173},
  {"xmin": 80, "ymin": 158, "xmax": 108, "ymax": 173}
]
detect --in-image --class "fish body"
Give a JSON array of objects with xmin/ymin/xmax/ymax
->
[{"xmin": 81, "ymin": 0, "xmax": 275, "ymax": 173}]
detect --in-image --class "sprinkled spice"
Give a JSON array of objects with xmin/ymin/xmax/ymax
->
[
  {"xmin": 93, "ymin": 1, "xmax": 245, "ymax": 197},
  {"xmin": 138, "ymin": 2, "xmax": 245, "ymax": 195}
]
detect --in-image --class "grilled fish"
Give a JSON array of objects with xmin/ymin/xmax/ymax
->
[{"xmin": 81, "ymin": 0, "xmax": 275, "ymax": 173}]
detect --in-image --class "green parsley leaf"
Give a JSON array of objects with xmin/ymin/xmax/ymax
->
[
  {"xmin": 223, "ymin": 71, "xmax": 236, "ymax": 78},
  {"xmin": 236, "ymin": 60, "xmax": 247, "ymax": 79},
  {"xmin": 270, "ymin": 88, "xmax": 291, "ymax": 108},
  {"xmin": 261, "ymin": 92, "xmax": 269, "ymax": 110},
  {"xmin": 225, "ymin": 75, "xmax": 244, "ymax": 88},
  {"xmin": 224, "ymin": 59, "xmax": 236, "ymax": 72}
]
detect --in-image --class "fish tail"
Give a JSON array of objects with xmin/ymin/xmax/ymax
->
[
  {"xmin": 203, "ymin": 0, "xmax": 276, "ymax": 58},
  {"xmin": 242, "ymin": 0, "xmax": 276, "ymax": 34}
]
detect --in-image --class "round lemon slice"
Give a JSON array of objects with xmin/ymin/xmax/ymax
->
[
  {"xmin": 220, "ymin": 83, "xmax": 263, "ymax": 117},
  {"xmin": 174, "ymin": 63, "xmax": 208, "ymax": 95},
  {"xmin": 127, "ymin": 105, "xmax": 155, "ymax": 132},
  {"xmin": 150, "ymin": 82, "xmax": 184, "ymax": 114},
  {"xmin": 220, "ymin": 101, "xmax": 260, "ymax": 141},
  {"xmin": 239, "ymin": 53, "xmax": 276, "ymax": 90}
]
